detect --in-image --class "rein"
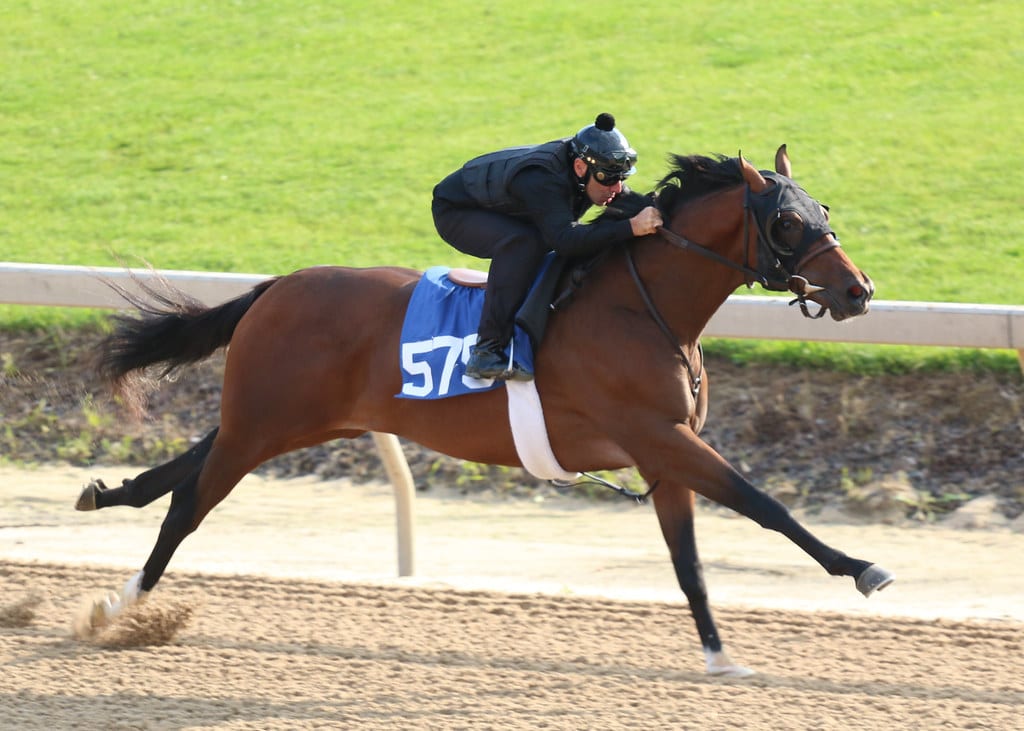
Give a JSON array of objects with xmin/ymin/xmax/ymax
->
[
  {"xmin": 655, "ymin": 223, "xmax": 769, "ymax": 287},
  {"xmin": 624, "ymin": 247, "xmax": 703, "ymax": 398}
]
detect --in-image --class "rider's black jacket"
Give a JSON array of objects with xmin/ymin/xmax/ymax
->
[{"xmin": 432, "ymin": 139, "xmax": 633, "ymax": 258}]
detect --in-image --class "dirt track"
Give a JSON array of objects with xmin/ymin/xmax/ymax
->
[
  {"xmin": 3, "ymin": 560, "xmax": 1022, "ymax": 731},
  {"xmin": 2, "ymin": 465, "xmax": 1023, "ymax": 730}
]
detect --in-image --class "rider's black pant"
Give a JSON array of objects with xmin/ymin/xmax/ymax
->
[{"xmin": 432, "ymin": 198, "xmax": 548, "ymax": 346}]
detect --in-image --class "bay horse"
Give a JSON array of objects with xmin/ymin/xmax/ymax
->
[{"xmin": 75, "ymin": 146, "xmax": 892, "ymax": 677}]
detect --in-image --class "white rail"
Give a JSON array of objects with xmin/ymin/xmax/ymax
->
[
  {"xmin": 2, "ymin": 262, "xmax": 1023, "ymax": 579},
  {"xmin": 2, "ymin": 262, "xmax": 1022, "ymax": 360}
]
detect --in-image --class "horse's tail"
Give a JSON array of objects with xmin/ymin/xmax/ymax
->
[{"xmin": 97, "ymin": 274, "xmax": 280, "ymax": 391}]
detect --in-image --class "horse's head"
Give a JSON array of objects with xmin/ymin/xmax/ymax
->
[
  {"xmin": 739, "ymin": 146, "xmax": 874, "ymax": 321},
  {"xmin": 599, "ymin": 147, "xmax": 873, "ymax": 322}
]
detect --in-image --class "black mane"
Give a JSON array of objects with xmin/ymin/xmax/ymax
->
[{"xmin": 598, "ymin": 154, "xmax": 742, "ymax": 222}]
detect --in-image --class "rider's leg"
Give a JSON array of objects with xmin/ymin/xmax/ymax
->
[{"xmin": 432, "ymin": 202, "xmax": 547, "ymax": 380}]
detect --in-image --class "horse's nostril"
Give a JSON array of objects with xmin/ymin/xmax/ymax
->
[{"xmin": 848, "ymin": 284, "xmax": 865, "ymax": 300}]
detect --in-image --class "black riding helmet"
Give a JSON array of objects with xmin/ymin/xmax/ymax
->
[{"xmin": 570, "ymin": 113, "xmax": 638, "ymax": 184}]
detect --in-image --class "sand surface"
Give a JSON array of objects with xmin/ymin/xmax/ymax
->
[{"xmin": 2, "ymin": 464, "xmax": 1022, "ymax": 730}]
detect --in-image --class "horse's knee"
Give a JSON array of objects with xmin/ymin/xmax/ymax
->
[
  {"xmin": 752, "ymin": 495, "xmax": 793, "ymax": 531},
  {"xmin": 723, "ymin": 481, "xmax": 793, "ymax": 532}
]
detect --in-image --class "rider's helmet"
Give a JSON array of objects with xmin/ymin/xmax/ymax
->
[{"xmin": 570, "ymin": 113, "xmax": 638, "ymax": 184}]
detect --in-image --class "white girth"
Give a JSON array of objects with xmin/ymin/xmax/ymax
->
[{"xmin": 505, "ymin": 380, "xmax": 579, "ymax": 482}]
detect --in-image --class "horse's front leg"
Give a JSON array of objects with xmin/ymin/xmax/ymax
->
[
  {"xmin": 647, "ymin": 479, "xmax": 754, "ymax": 678},
  {"xmin": 631, "ymin": 424, "xmax": 894, "ymax": 594}
]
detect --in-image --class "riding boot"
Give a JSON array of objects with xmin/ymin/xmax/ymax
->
[{"xmin": 466, "ymin": 339, "xmax": 534, "ymax": 382}]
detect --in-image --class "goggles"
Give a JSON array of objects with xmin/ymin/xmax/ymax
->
[
  {"xmin": 592, "ymin": 170, "xmax": 628, "ymax": 186},
  {"xmin": 586, "ymin": 151, "xmax": 636, "ymax": 185}
]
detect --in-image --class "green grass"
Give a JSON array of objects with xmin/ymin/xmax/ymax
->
[
  {"xmin": 704, "ymin": 338, "xmax": 1022, "ymax": 375},
  {"xmin": 1, "ymin": 0, "xmax": 1021, "ymax": 368}
]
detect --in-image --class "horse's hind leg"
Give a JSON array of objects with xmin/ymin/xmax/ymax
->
[
  {"xmin": 650, "ymin": 481, "xmax": 754, "ymax": 678},
  {"xmin": 75, "ymin": 431, "xmax": 253, "ymax": 636},
  {"xmin": 136, "ymin": 433, "xmax": 255, "ymax": 594},
  {"xmin": 75, "ymin": 428, "xmax": 219, "ymax": 511}
]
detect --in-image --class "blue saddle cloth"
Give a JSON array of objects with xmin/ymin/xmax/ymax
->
[{"xmin": 397, "ymin": 266, "xmax": 538, "ymax": 399}]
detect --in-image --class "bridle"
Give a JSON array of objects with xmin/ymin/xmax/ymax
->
[
  {"xmin": 624, "ymin": 175, "xmax": 842, "ymax": 397},
  {"xmin": 655, "ymin": 176, "xmax": 841, "ymax": 315}
]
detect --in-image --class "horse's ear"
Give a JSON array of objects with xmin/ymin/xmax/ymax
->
[
  {"xmin": 775, "ymin": 144, "xmax": 792, "ymax": 177},
  {"xmin": 739, "ymin": 151, "xmax": 769, "ymax": 192}
]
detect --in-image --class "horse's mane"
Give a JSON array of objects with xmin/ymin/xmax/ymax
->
[{"xmin": 598, "ymin": 153, "xmax": 741, "ymax": 222}]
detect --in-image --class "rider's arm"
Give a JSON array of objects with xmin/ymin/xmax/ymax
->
[{"xmin": 512, "ymin": 169, "xmax": 634, "ymax": 258}]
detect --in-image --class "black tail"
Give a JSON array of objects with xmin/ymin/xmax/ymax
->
[{"xmin": 97, "ymin": 274, "xmax": 279, "ymax": 387}]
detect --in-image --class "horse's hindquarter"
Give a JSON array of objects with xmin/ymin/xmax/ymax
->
[{"xmin": 221, "ymin": 266, "xmax": 414, "ymax": 441}]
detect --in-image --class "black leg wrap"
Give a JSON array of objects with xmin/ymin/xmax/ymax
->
[
  {"xmin": 824, "ymin": 553, "xmax": 871, "ymax": 578},
  {"xmin": 139, "ymin": 469, "xmax": 202, "ymax": 592},
  {"xmin": 87, "ymin": 428, "xmax": 218, "ymax": 510}
]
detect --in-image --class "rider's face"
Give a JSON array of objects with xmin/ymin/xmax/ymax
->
[
  {"xmin": 574, "ymin": 158, "xmax": 623, "ymax": 206},
  {"xmin": 585, "ymin": 175, "xmax": 622, "ymax": 206}
]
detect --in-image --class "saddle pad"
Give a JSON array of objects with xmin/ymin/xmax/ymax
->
[{"xmin": 397, "ymin": 266, "xmax": 534, "ymax": 400}]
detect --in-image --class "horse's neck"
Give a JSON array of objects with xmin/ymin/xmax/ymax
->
[{"xmin": 633, "ymin": 195, "xmax": 749, "ymax": 343}]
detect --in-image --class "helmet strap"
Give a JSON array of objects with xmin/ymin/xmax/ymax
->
[{"xmin": 572, "ymin": 156, "xmax": 591, "ymax": 190}]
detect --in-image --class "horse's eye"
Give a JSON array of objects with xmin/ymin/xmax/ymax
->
[
  {"xmin": 774, "ymin": 214, "xmax": 802, "ymax": 236},
  {"xmin": 770, "ymin": 212, "xmax": 804, "ymax": 257}
]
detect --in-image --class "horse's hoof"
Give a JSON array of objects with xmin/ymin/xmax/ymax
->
[
  {"xmin": 704, "ymin": 649, "xmax": 756, "ymax": 679},
  {"xmin": 74, "ymin": 479, "xmax": 106, "ymax": 511},
  {"xmin": 72, "ymin": 590, "xmax": 119, "ymax": 638},
  {"xmin": 856, "ymin": 564, "xmax": 895, "ymax": 597}
]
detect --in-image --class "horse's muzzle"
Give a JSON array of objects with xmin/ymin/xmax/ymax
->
[{"xmin": 826, "ymin": 270, "xmax": 874, "ymax": 321}]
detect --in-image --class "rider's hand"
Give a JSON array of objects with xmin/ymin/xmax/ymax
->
[{"xmin": 630, "ymin": 206, "xmax": 663, "ymax": 237}]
